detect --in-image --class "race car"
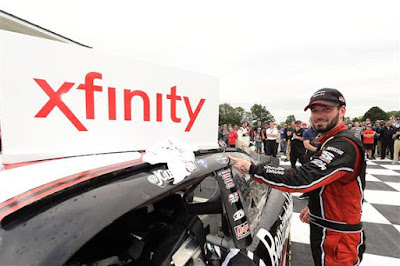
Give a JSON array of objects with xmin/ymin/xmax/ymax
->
[
  {"xmin": 0, "ymin": 19, "xmax": 292, "ymax": 266},
  {"xmin": 0, "ymin": 148, "xmax": 292, "ymax": 266}
]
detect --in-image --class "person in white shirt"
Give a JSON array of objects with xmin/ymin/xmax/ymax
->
[
  {"xmin": 236, "ymin": 119, "xmax": 250, "ymax": 148},
  {"xmin": 266, "ymin": 122, "xmax": 278, "ymax": 157}
]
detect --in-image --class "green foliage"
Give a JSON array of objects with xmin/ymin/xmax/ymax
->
[
  {"xmin": 220, "ymin": 103, "xmax": 396, "ymax": 127},
  {"xmin": 285, "ymin": 115, "xmax": 296, "ymax": 125},
  {"xmin": 387, "ymin": 110, "xmax": 400, "ymax": 119},
  {"xmin": 362, "ymin": 106, "xmax": 389, "ymax": 122},
  {"xmin": 344, "ymin": 116, "xmax": 352, "ymax": 124},
  {"xmin": 249, "ymin": 104, "xmax": 275, "ymax": 125},
  {"xmin": 219, "ymin": 103, "xmax": 247, "ymax": 126}
]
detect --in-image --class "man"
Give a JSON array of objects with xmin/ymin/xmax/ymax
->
[
  {"xmin": 380, "ymin": 120, "xmax": 395, "ymax": 160},
  {"xmin": 236, "ymin": 119, "xmax": 250, "ymax": 148},
  {"xmin": 262, "ymin": 123, "xmax": 270, "ymax": 155},
  {"xmin": 266, "ymin": 122, "xmax": 278, "ymax": 157},
  {"xmin": 377, "ymin": 121, "xmax": 385, "ymax": 156},
  {"xmin": 298, "ymin": 125, "xmax": 318, "ymax": 200},
  {"xmin": 229, "ymin": 88, "xmax": 366, "ymax": 266},
  {"xmin": 290, "ymin": 120, "xmax": 306, "ymax": 169},
  {"xmin": 303, "ymin": 125, "xmax": 318, "ymax": 162},
  {"xmin": 254, "ymin": 120, "xmax": 264, "ymax": 133},
  {"xmin": 393, "ymin": 125, "xmax": 400, "ymax": 164},
  {"xmin": 284, "ymin": 123, "xmax": 294, "ymax": 161},
  {"xmin": 362, "ymin": 125, "xmax": 375, "ymax": 160},
  {"xmin": 371, "ymin": 120, "xmax": 381, "ymax": 159},
  {"xmin": 351, "ymin": 120, "xmax": 363, "ymax": 141},
  {"xmin": 281, "ymin": 124, "xmax": 288, "ymax": 154}
]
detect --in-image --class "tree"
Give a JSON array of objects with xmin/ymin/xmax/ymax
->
[
  {"xmin": 344, "ymin": 116, "xmax": 352, "ymax": 124},
  {"xmin": 235, "ymin": 107, "xmax": 251, "ymax": 124},
  {"xmin": 362, "ymin": 106, "xmax": 388, "ymax": 122},
  {"xmin": 219, "ymin": 104, "xmax": 247, "ymax": 126},
  {"xmin": 250, "ymin": 104, "xmax": 275, "ymax": 125},
  {"xmin": 387, "ymin": 110, "xmax": 400, "ymax": 120},
  {"xmin": 285, "ymin": 115, "xmax": 296, "ymax": 125}
]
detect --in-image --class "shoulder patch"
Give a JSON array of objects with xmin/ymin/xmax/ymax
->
[{"xmin": 325, "ymin": 146, "xmax": 344, "ymax": 155}]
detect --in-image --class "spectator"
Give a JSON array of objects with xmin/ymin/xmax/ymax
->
[
  {"xmin": 362, "ymin": 125, "xmax": 375, "ymax": 159},
  {"xmin": 254, "ymin": 120, "xmax": 263, "ymax": 133},
  {"xmin": 351, "ymin": 120, "xmax": 363, "ymax": 141},
  {"xmin": 221, "ymin": 124, "xmax": 229, "ymax": 145},
  {"xmin": 393, "ymin": 126, "xmax": 400, "ymax": 164},
  {"xmin": 280, "ymin": 125, "xmax": 286, "ymax": 153},
  {"xmin": 218, "ymin": 125, "xmax": 223, "ymax": 141},
  {"xmin": 285, "ymin": 122, "xmax": 295, "ymax": 162},
  {"xmin": 281, "ymin": 124, "xmax": 288, "ymax": 154},
  {"xmin": 303, "ymin": 126, "xmax": 318, "ymax": 162},
  {"xmin": 380, "ymin": 120, "xmax": 395, "ymax": 160},
  {"xmin": 290, "ymin": 120, "xmax": 305, "ymax": 169},
  {"xmin": 237, "ymin": 119, "xmax": 250, "ymax": 148},
  {"xmin": 255, "ymin": 130, "xmax": 262, "ymax": 154},
  {"xmin": 372, "ymin": 120, "xmax": 381, "ymax": 159},
  {"xmin": 262, "ymin": 123, "xmax": 270, "ymax": 155},
  {"xmin": 228, "ymin": 126, "xmax": 237, "ymax": 148},
  {"xmin": 298, "ymin": 125, "xmax": 318, "ymax": 200},
  {"xmin": 266, "ymin": 122, "xmax": 278, "ymax": 157},
  {"xmin": 377, "ymin": 121, "xmax": 385, "ymax": 155},
  {"xmin": 248, "ymin": 126, "xmax": 254, "ymax": 141}
]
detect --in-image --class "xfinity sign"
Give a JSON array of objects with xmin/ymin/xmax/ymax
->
[
  {"xmin": 0, "ymin": 30, "xmax": 219, "ymax": 164},
  {"xmin": 34, "ymin": 72, "xmax": 205, "ymax": 132}
]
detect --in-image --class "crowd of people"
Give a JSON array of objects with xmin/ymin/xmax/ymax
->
[
  {"xmin": 218, "ymin": 116, "xmax": 400, "ymax": 166},
  {"xmin": 348, "ymin": 118, "xmax": 400, "ymax": 164},
  {"xmin": 218, "ymin": 119, "xmax": 318, "ymax": 169}
]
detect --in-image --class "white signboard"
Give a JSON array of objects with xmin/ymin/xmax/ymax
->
[{"xmin": 0, "ymin": 30, "xmax": 219, "ymax": 164}]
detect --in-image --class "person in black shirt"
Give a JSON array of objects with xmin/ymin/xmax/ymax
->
[
  {"xmin": 372, "ymin": 120, "xmax": 381, "ymax": 159},
  {"xmin": 393, "ymin": 126, "xmax": 400, "ymax": 164},
  {"xmin": 290, "ymin": 120, "xmax": 306, "ymax": 168},
  {"xmin": 380, "ymin": 120, "xmax": 395, "ymax": 160}
]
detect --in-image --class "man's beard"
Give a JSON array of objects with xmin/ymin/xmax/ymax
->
[{"xmin": 313, "ymin": 113, "xmax": 340, "ymax": 133}]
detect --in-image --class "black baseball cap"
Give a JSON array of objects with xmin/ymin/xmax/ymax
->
[
  {"xmin": 295, "ymin": 120, "xmax": 301, "ymax": 124},
  {"xmin": 304, "ymin": 88, "xmax": 346, "ymax": 111}
]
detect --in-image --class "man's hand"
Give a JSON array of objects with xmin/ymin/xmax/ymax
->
[
  {"xmin": 299, "ymin": 207, "xmax": 310, "ymax": 224},
  {"xmin": 228, "ymin": 155, "xmax": 251, "ymax": 174}
]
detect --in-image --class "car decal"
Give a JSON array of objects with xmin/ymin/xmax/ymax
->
[{"xmin": 0, "ymin": 158, "xmax": 143, "ymax": 225}]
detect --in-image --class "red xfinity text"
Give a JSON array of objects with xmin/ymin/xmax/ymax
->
[{"xmin": 34, "ymin": 72, "xmax": 206, "ymax": 132}]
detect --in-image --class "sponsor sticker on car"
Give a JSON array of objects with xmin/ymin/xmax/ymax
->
[
  {"xmin": 148, "ymin": 169, "xmax": 174, "ymax": 188},
  {"xmin": 195, "ymin": 159, "xmax": 208, "ymax": 169},
  {"xmin": 219, "ymin": 169, "xmax": 235, "ymax": 189},
  {"xmin": 228, "ymin": 192, "xmax": 240, "ymax": 204},
  {"xmin": 185, "ymin": 161, "xmax": 198, "ymax": 173},
  {"xmin": 233, "ymin": 209, "xmax": 245, "ymax": 221},
  {"xmin": 213, "ymin": 154, "xmax": 229, "ymax": 164},
  {"xmin": 234, "ymin": 221, "xmax": 250, "ymax": 240}
]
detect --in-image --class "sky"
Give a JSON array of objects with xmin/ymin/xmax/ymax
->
[{"xmin": 1, "ymin": 0, "xmax": 399, "ymax": 124}]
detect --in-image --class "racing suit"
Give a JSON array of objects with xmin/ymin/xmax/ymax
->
[{"xmin": 248, "ymin": 123, "xmax": 366, "ymax": 266}]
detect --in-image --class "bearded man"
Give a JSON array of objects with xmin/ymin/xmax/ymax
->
[{"xmin": 229, "ymin": 88, "xmax": 366, "ymax": 266}]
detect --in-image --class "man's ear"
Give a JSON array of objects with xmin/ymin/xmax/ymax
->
[{"xmin": 340, "ymin": 106, "xmax": 346, "ymax": 121}]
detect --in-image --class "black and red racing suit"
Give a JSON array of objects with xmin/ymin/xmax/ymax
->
[{"xmin": 249, "ymin": 123, "xmax": 366, "ymax": 266}]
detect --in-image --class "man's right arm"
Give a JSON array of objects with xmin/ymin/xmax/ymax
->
[{"xmin": 248, "ymin": 138, "xmax": 361, "ymax": 193}]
